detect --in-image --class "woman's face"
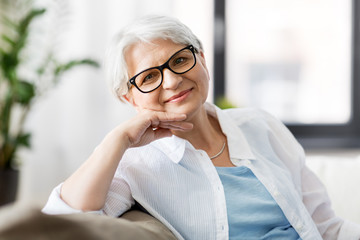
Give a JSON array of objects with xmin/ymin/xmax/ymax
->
[{"xmin": 124, "ymin": 39, "xmax": 210, "ymax": 120}]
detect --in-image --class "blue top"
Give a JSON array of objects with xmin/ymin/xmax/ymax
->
[{"xmin": 216, "ymin": 165, "xmax": 301, "ymax": 240}]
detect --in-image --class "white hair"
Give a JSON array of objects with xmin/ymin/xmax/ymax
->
[{"xmin": 105, "ymin": 15, "xmax": 203, "ymax": 100}]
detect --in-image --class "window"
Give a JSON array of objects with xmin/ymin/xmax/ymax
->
[{"xmin": 214, "ymin": 0, "xmax": 360, "ymax": 148}]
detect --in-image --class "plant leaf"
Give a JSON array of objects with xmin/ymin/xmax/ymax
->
[
  {"xmin": 16, "ymin": 133, "xmax": 31, "ymax": 148},
  {"xmin": 4, "ymin": 8, "xmax": 46, "ymax": 68},
  {"xmin": 1, "ymin": 34, "xmax": 16, "ymax": 48},
  {"xmin": 13, "ymin": 81, "xmax": 35, "ymax": 105},
  {"xmin": 1, "ymin": 15, "xmax": 18, "ymax": 31},
  {"xmin": 1, "ymin": 52, "xmax": 18, "ymax": 73},
  {"xmin": 215, "ymin": 96, "xmax": 238, "ymax": 109},
  {"xmin": 54, "ymin": 59, "xmax": 100, "ymax": 76},
  {"xmin": 1, "ymin": 15, "xmax": 18, "ymax": 36},
  {"xmin": 36, "ymin": 53, "xmax": 54, "ymax": 76},
  {"xmin": 18, "ymin": 8, "xmax": 46, "ymax": 35}
]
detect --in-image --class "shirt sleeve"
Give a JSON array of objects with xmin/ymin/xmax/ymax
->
[
  {"xmin": 259, "ymin": 109, "xmax": 360, "ymax": 240},
  {"xmin": 42, "ymin": 183, "xmax": 103, "ymax": 215},
  {"xmin": 301, "ymin": 165, "xmax": 360, "ymax": 239},
  {"xmin": 102, "ymin": 166, "xmax": 135, "ymax": 217},
  {"xmin": 42, "ymin": 166, "xmax": 134, "ymax": 217}
]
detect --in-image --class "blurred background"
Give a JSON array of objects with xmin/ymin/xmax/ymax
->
[{"xmin": 1, "ymin": 0, "xmax": 359, "ymax": 224}]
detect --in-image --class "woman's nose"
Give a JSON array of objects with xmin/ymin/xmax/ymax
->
[{"xmin": 162, "ymin": 69, "xmax": 183, "ymax": 90}]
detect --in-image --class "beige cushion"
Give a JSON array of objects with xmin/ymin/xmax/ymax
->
[{"xmin": 0, "ymin": 203, "xmax": 177, "ymax": 240}]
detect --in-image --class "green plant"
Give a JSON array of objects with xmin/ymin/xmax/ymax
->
[
  {"xmin": 215, "ymin": 96, "xmax": 238, "ymax": 110},
  {"xmin": 0, "ymin": 4, "xmax": 99, "ymax": 170}
]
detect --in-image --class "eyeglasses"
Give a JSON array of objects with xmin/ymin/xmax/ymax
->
[{"xmin": 128, "ymin": 45, "xmax": 197, "ymax": 93}]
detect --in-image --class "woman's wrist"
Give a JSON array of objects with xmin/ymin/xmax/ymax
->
[{"xmin": 101, "ymin": 125, "xmax": 132, "ymax": 158}]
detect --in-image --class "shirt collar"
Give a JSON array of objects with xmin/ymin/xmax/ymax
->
[
  {"xmin": 205, "ymin": 103, "xmax": 256, "ymax": 161},
  {"xmin": 151, "ymin": 135, "xmax": 186, "ymax": 164},
  {"xmin": 151, "ymin": 102, "xmax": 256, "ymax": 163}
]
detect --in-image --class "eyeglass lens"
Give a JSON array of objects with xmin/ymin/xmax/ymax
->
[{"xmin": 134, "ymin": 47, "xmax": 195, "ymax": 92}]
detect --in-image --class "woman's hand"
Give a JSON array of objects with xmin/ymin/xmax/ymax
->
[{"xmin": 122, "ymin": 111, "xmax": 193, "ymax": 148}]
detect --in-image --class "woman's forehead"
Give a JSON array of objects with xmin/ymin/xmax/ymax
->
[{"xmin": 125, "ymin": 39, "xmax": 186, "ymax": 76}]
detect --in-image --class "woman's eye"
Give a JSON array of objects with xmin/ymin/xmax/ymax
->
[
  {"xmin": 143, "ymin": 74, "xmax": 153, "ymax": 83},
  {"xmin": 174, "ymin": 57, "xmax": 186, "ymax": 65}
]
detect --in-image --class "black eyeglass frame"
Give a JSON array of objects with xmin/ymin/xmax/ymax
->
[{"xmin": 128, "ymin": 45, "xmax": 197, "ymax": 93}]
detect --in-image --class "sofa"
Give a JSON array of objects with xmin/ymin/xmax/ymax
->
[{"xmin": 0, "ymin": 203, "xmax": 177, "ymax": 240}]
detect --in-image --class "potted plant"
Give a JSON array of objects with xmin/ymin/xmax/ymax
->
[{"xmin": 0, "ymin": 2, "xmax": 99, "ymax": 205}]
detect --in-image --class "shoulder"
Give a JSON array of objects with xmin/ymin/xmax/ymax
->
[
  {"xmin": 222, "ymin": 107, "xmax": 305, "ymax": 160},
  {"xmin": 221, "ymin": 107, "xmax": 275, "ymax": 126},
  {"xmin": 224, "ymin": 107, "xmax": 300, "ymax": 146}
]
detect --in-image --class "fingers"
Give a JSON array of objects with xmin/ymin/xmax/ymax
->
[
  {"xmin": 146, "ymin": 111, "xmax": 187, "ymax": 122},
  {"xmin": 144, "ymin": 111, "xmax": 193, "ymax": 131},
  {"xmin": 156, "ymin": 121, "xmax": 193, "ymax": 131},
  {"xmin": 124, "ymin": 110, "xmax": 193, "ymax": 148},
  {"xmin": 140, "ymin": 108, "xmax": 185, "ymax": 119}
]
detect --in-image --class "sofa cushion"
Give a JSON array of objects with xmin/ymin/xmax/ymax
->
[{"xmin": 0, "ymin": 203, "xmax": 177, "ymax": 240}]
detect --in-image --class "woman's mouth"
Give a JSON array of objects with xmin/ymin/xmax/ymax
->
[{"xmin": 165, "ymin": 89, "xmax": 193, "ymax": 103}]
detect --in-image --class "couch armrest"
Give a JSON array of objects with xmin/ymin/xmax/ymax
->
[{"xmin": 0, "ymin": 203, "xmax": 177, "ymax": 240}]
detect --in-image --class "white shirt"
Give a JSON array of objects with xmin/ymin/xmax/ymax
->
[{"xmin": 43, "ymin": 103, "xmax": 360, "ymax": 240}]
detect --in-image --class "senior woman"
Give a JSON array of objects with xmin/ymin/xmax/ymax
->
[{"xmin": 43, "ymin": 15, "xmax": 360, "ymax": 239}]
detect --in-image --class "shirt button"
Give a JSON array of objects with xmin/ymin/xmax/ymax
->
[
  {"xmin": 295, "ymin": 223, "xmax": 303, "ymax": 230},
  {"xmin": 273, "ymin": 190, "xmax": 280, "ymax": 197}
]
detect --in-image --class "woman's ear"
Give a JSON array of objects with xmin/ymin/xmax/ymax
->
[
  {"xmin": 123, "ymin": 94, "xmax": 131, "ymax": 103},
  {"xmin": 123, "ymin": 93, "xmax": 138, "ymax": 107},
  {"xmin": 199, "ymin": 51, "xmax": 207, "ymax": 67},
  {"xmin": 123, "ymin": 94, "xmax": 133, "ymax": 104},
  {"xmin": 198, "ymin": 50, "xmax": 210, "ymax": 80}
]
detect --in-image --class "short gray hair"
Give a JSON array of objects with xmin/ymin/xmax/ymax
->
[{"xmin": 105, "ymin": 15, "xmax": 203, "ymax": 99}]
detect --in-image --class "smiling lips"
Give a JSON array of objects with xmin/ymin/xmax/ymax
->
[{"xmin": 165, "ymin": 89, "xmax": 193, "ymax": 103}]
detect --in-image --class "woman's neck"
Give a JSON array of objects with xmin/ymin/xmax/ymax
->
[{"xmin": 172, "ymin": 106, "xmax": 225, "ymax": 154}]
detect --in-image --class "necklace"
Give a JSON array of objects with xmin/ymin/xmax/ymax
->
[{"xmin": 210, "ymin": 141, "xmax": 226, "ymax": 159}]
